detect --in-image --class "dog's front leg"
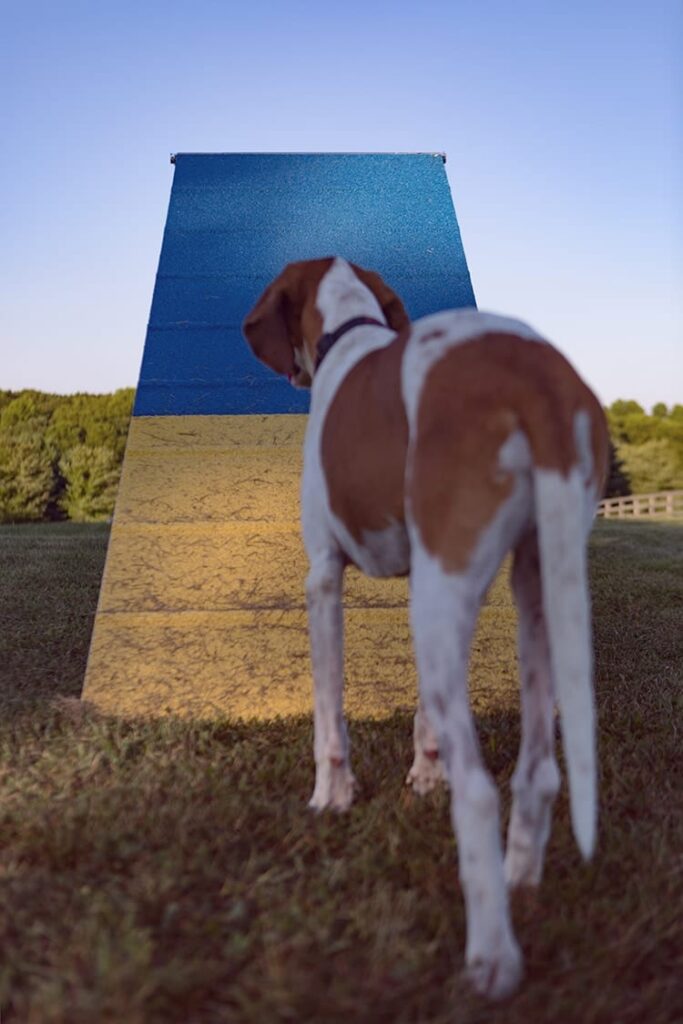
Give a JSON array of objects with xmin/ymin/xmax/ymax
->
[{"xmin": 306, "ymin": 552, "xmax": 356, "ymax": 812}]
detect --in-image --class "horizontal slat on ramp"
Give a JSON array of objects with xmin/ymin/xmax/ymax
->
[
  {"xmin": 84, "ymin": 604, "xmax": 518, "ymax": 721},
  {"xmin": 84, "ymin": 607, "xmax": 415, "ymax": 720},
  {"xmin": 99, "ymin": 522, "xmax": 409, "ymax": 613},
  {"xmin": 126, "ymin": 414, "xmax": 307, "ymax": 450},
  {"xmin": 117, "ymin": 448, "xmax": 303, "ymax": 524},
  {"xmin": 115, "ymin": 415, "xmax": 306, "ymax": 526}
]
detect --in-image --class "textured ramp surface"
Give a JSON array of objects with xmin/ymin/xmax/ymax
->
[
  {"xmin": 135, "ymin": 153, "xmax": 475, "ymax": 416},
  {"xmin": 83, "ymin": 417, "xmax": 514, "ymax": 721},
  {"xmin": 83, "ymin": 153, "xmax": 477, "ymax": 720},
  {"xmin": 83, "ymin": 415, "xmax": 417, "ymax": 720}
]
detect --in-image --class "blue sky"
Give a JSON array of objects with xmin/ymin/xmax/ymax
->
[{"xmin": 2, "ymin": 0, "xmax": 681, "ymax": 408}]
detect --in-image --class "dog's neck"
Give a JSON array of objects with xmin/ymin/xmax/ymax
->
[
  {"xmin": 315, "ymin": 316, "xmax": 386, "ymax": 369},
  {"xmin": 315, "ymin": 258, "xmax": 386, "ymax": 335},
  {"xmin": 306, "ymin": 258, "xmax": 391, "ymax": 377}
]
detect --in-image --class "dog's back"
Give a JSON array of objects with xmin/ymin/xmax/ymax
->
[
  {"xmin": 402, "ymin": 312, "xmax": 608, "ymax": 570},
  {"xmin": 317, "ymin": 308, "xmax": 607, "ymax": 577}
]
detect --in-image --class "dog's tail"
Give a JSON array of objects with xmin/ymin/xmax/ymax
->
[{"xmin": 532, "ymin": 411, "xmax": 597, "ymax": 861}]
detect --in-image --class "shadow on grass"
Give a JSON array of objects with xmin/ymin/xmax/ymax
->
[
  {"xmin": 0, "ymin": 522, "xmax": 110, "ymax": 708},
  {"xmin": 0, "ymin": 519, "xmax": 681, "ymax": 1022},
  {"xmin": 1, "ymin": 684, "xmax": 681, "ymax": 1024}
]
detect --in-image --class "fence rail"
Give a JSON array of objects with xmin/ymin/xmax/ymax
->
[{"xmin": 597, "ymin": 490, "xmax": 683, "ymax": 519}]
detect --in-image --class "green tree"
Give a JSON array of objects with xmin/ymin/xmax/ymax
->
[
  {"xmin": 618, "ymin": 439, "xmax": 683, "ymax": 494},
  {"xmin": 608, "ymin": 399, "xmax": 645, "ymax": 419},
  {"xmin": 0, "ymin": 389, "xmax": 134, "ymax": 521},
  {"xmin": 0, "ymin": 439, "xmax": 57, "ymax": 521},
  {"xmin": 1, "ymin": 393, "xmax": 52, "ymax": 431},
  {"xmin": 0, "ymin": 390, "xmax": 19, "ymax": 414},
  {"xmin": 0, "ymin": 395, "xmax": 59, "ymax": 521},
  {"xmin": 59, "ymin": 444, "xmax": 122, "ymax": 521},
  {"xmin": 661, "ymin": 416, "xmax": 683, "ymax": 447},
  {"xmin": 604, "ymin": 441, "xmax": 631, "ymax": 498},
  {"xmin": 606, "ymin": 399, "xmax": 679, "ymax": 446},
  {"xmin": 47, "ymin": 389, "xmax": 134, "ymax": 461}
]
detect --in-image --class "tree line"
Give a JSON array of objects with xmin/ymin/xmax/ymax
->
[
  {"xmin": 606, "ymin": 400, "xmax": 683, "ymax": 496},
  {"xmin": 0, "ymin": 390, "xmax": 681, "ymax": 523},
  {"xmin": 0, "ymin": 389, "xmax": 134, "ymax": 523}
]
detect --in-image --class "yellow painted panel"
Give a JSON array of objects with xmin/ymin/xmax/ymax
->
[
  {"xmin": 84, "ymin": 414, "xmax": 519, "ymax": 721},
  {"xmin": 84, "ymin": 603, "xmax": 517, "ymax": 721},
  {"xmin": 100, "ymin": 522, "xmax": 409, "ymax": 613},
  {"xmin": 116, "ymin": 447, "xmax": 303, "ymax": 525},
  {"xmin": 128, "ymin": 414, "xmax": 307, "ymax": 451},
  {"xmin": 85, "ymin": 607, "xmax": 416, "ymax": 720},
  {"xmin": 114, "ymin": 415, "xmax": 308, "ymax": 526}
]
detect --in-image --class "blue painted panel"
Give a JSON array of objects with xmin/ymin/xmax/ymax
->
[
  {"xmin": 157, "ymin": 226, "xmax": 463, "ymax": 279},
  {"xmin": 136, "ymin": 153, "xmax": 475, "ymax": 416},
  {"xmin": 407, "ymin": 275, "xmax": 476, "ymax": 319},
  {"xmin": 165, "ymin": 181, "xmax": 456, "ymax": 235},
  {"xmin": 148, "ymin": 273, "xmax": 475, "ymax": 329},
  {"xmin": 140, "ymin": 327, "xmax": 262, "ymax": 383},
  {"xmin": 148, "ymin": 277, "xmax": 272, "ymax": 329},
  {"xmin": 170, "ymin": 153, "xmax": 447, "ymax": 192}
]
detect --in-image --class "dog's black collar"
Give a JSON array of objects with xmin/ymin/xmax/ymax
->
[{"xmin": 315, "ymin": 316, "xmax": 386, "ymax": 369}]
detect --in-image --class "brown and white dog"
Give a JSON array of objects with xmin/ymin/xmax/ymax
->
[{"xmin": 243, "ymin": 257, "xmax": 608, "ymax": 1000}]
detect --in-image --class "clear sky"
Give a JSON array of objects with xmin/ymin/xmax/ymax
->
[{"xmin": 2, "ymin": 0, "xmax": 681, "ymax": 409}]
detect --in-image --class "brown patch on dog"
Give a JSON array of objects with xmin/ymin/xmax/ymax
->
[
  {"xmin": 410, "ymin": 333, "xmax": 608, "ymax": 573},
  {"xmin": 321, "ymin": 329, "xmax": 411, "ymax": 543}
]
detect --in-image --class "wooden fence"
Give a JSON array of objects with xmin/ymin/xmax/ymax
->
[{"xmin": 597, "ymin": 490, "xmax": 683, "ymax": 519}]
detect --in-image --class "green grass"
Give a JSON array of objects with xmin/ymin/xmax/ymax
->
[
  {"xmin": 0, "ymin": 521, "xmax": 681, "ymax": 1023},
  {"xmin": 0, "ymin": 523, "xmax": 109, "ymax": 709}
]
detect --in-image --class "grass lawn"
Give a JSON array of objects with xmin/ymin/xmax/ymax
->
[{"xmin": 0, "ymin": 520, "xmax": 681, "ymax": 1023}]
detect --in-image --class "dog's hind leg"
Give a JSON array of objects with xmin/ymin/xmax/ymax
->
[
  {"xmin": 504, "ymin": 530, "xmax": 560, "ymax": 888},
  {"xmin": 410, "ymin": 550, "xmax": 523, "ymax": 1000},
  {"xmin": 406, "ymin": 700, "xmax": 447, "ymax": 794},
  {"xmin": 306, "ymin": 551, "xmax": 356, "ymax": 812}
]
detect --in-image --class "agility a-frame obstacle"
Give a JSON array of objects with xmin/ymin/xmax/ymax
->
[{"xmin": 83, "ymin": 153, "xmax": 476, "ymax": 719}]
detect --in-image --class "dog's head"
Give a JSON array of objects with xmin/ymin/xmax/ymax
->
[{"xmin": 242, "ymin": 257, "xmax": 408, "ymax": 388}]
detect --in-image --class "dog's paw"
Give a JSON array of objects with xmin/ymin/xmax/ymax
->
[
  {"xmin": 309, "ymin": 759, "xmax": 356, "ymax": 812},
  {"xmin": 406, "ymin": 749, "xmax": 447, "ymax": 796},
  {"xmin": 504, "ymin": 839, "xmax": 544, "ymax": 889},
  {"xmin": 465, "ymin": 937, "xmax": 523, "ymax": 1001}
]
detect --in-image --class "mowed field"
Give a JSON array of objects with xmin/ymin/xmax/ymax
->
[{"xmin": 0, "ymin": 520, "xmax": 681, "ymax": 1023}]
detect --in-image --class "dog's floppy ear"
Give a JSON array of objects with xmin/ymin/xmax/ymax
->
[
  {"xmin": 242, "ymin": 276, "xmax": 296, "ymax": 377},
  {"xmin": 351, "ymin": 264, "xmax": 410, "ymax": 333}
]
